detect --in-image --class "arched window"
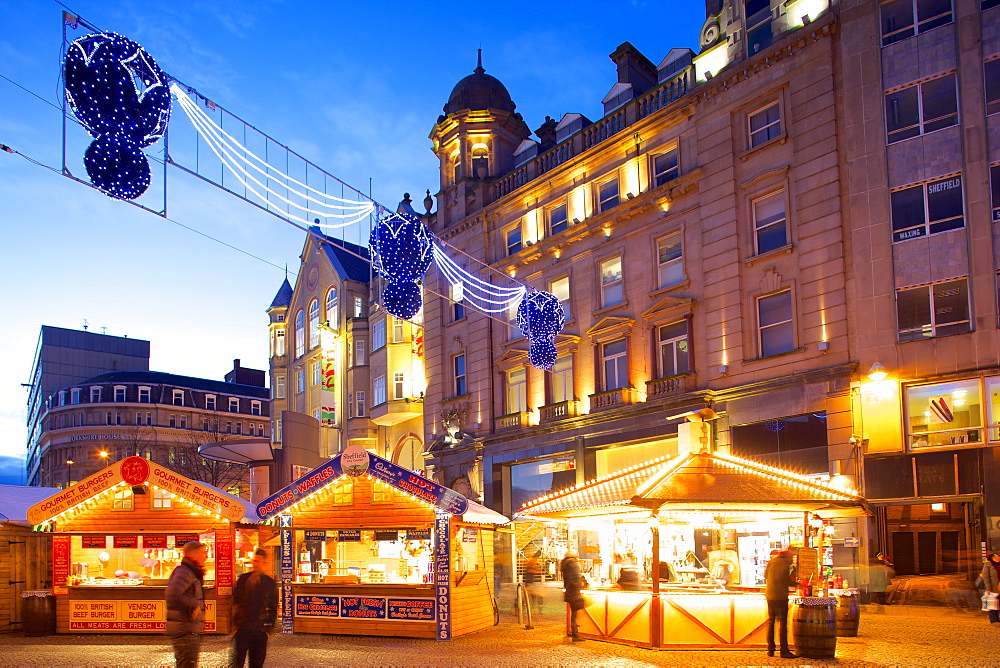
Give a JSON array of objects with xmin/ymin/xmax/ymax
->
[
  {"xmin": 308, "ymin": 299, "xmax": 320, "ymax": 349},
  {"xmin": 295, "ymin": 310, "xmax": 305, "ymax": 357},
  {"xmin": 471, "ymin": 143, "xmax": 489, "ymax": 178},
  {"xmin": 326, "ymin": 287, "xmax": 339, "ymax": 330}
]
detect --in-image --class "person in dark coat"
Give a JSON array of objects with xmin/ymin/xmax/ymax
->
[
  {"xmin": 165, "ymin": 541, "xmax": 207, "ymax": 668},
  {"xmin": 764, "ymin": 549, "xmax": 797, "ymax": 659},
  {"xmin": 230, "ymin": 548, "xmax": 278, "ymax": 668},
  {"xmin": 980, "ymin": 552, "xmax": 1000, "ymax": 625},
  {"xmin": 617, "ymin": 566, "xmax": 641, "ymax": 591},
  {"xmin": 560, "ymin": 550, "xmax": 585, "ymax": 641}
]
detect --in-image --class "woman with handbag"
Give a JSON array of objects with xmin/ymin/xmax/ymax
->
[
  {"xmin": 561, "ymin": 549, "xmax": 586, "ymax": 642},
  {"xmin": 980, "ymin": 553, "xmax": 1000, "ymax": 625}
]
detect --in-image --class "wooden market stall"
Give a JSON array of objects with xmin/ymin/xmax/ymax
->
[
  {"xmin": 0, "ymin": 485, "xmax": 59, "ymax": 633},
  {"xmin": 517, "ymin": 448, "xmax": 869, "ymax": 651},
  {"xmin": 25, "ymin": 456, "xmax": 256, "ymax": 634},
  {"xmin": 254, "ymin": 445, "xmax": 509, "ymax": 640}
]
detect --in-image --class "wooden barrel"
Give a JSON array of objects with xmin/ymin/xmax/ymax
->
[
  {"xmin": 836, "ymin": 594, "xmax": 860, "ymax": 637},
  {"xmin": 792, "ymin": 600, "xmax": 837, "ymax": 659}
]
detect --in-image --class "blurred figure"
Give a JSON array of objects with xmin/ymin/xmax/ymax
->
[
  {"xmin": 616, "ymin": 565, "xmax": 641, "ymax": 591},
  {"xmin": 764, "ymin": 549, "xmax": 797, "ymax": 659},
  {"xmin": 165, "ymin": 541, "xmax": 207, "ymax": 668},
  {"xmin": 869, "ymin": 557, "xmax": 894, "ymax": 608},
  {"xmin": 658, "ymin": 560, "xmax": 678, "ymax": 582},
  {"xmin": 561, "ymin": 550, "xmax": 585, "ymax": 642},
  {"xmin": 230, "ymin": 548, "xmax": 278, "ymax": 668},
  {"xmin": 980, "ymin": 552, "xmax": 1000, "ymax": 626},
  {"xmin": 523, "ymin": 552, "xmax": 544, "ymax": 612}
]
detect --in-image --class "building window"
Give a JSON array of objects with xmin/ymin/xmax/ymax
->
[
  {"xmin": 115, "ymin": 411, "xmax": 122, "ymax": 425},
  {"xmin": 355, "ymin": 339, "xmax": 366, "ymax": 366},
  {"xmin": 113, "ymin": 488, "xmax": 134, "ymax": 511},
  {"xmin": 881, "ymin": 0, "xmax": 953, "ymax": 46},
  {"xmin": 235, "ymin": 422, "xmax": 243, "ymax": 435},
  {"xmin": 296, "ymin": 369, "xmax": 306, "ymax": 394},
  {"xmin": 90, "ymin": 387, "xmax": 102, "ymax": 403},
  {"xmin": 549, "ymin": 276, "xmax": 571, "ymax": 320},
  {"xmin": 311, "ymin": 361, "xmax": 321, "ymax": 386},
  {"xmin": 275, "ymin": 375, "xmax": 285, "ymax": 399},
  {"xmin": 891, "ymin": 175, "xmax": 964, "ymax": 242},
  {"xmin": 551, "ymin": 354, "xmax": 574, "ymax": 404},
  {"xmin": 138, "ymin": 387, "xmax": 150, "ymax": 403},
  {"xmin": 653, "ymin": 148, "xmax": 679, "ymax": 187},
  {"xmin": 326, "ymin": 287, "xmax": 339, "ymax": 329},
  {"xmin": 228, "ymin": 397, "xmax": 239, "ymax": 412},
  {"xmin": 506, "ymin": 224, "xmax": 523, "ymax": 256},
  {"xmin": 251, "ymin": 400, "xmax": 261, "ymax": 416},
  {"xmin": 991, "ymin": 165, "xmax": 1000, "ymax": 222},
  {"xmin": 146, "ymin": 412, "xmax": 152, "ymax": 426},
  {"xmin": 333, "ymin": 477, "xmax": 354, "ymax": 505},
  {"xmin": 392, "ymin": 317, "xmax": 404, "ymax": 344},
  {"xmin": 373, "ymin": 375, "xmax": 387, "ymax": 406},
  {"xmin": 758, "ymin": 290, "xmax": 795, "ymax": 357},
  {"xmin": 658, "ymin": 320, "xmax": 691, "ymax": 377},
  {"xmin": 987, "ymin": 377, "xmax": 1000, "ymax": 441},
  {"xmin": 274, "ymin": 418, "xmax": 282, "ymax": 442},
  {"xmin": 472, "ymin": 143, "xmax": 489, "ymax": 177},
  {"xmin": 308, "ymin": 299, "xmax": 320, "ymax": 349},
  {"xmin": 114, "ymin": 386, "xmax": 126, "ymax": 402},
  {"xmin": 506, "ymin": 367, "xmax": 528, "ymax": 414},
  {"xmin": 599, "ymin": 176, "xmax": 620, "ymax": 212},
  {"xmin": 275, "ymin": 327, "xmax": 286, "ymax": 356},
  {"xmin": 179, "ymin": 416, "xmax": 187, "ymax": 429},
  {"xmin": 896, "ymin": 278, "xmax": 971, "ymax": 342},
  {"xmin": 451, "ymin": 282, "xmax": 466, "ymax": 321},
  {"xmin": 205, "ymin": 394, "xmax": 216, "ymax": 411},
  {"xmin": 353, "ymin": 296, "xmax": 363, "ymax": 318},
  {"xmin": 600, "ymin": 256, "xmax": 624, "ymax": 307},
  {"xmin": 752, "ymin": 191, "xmax": 787, "ymax": 254},
  {"xmin": 393, "ymin": 371, "xmax": 406, "ymax": 400},
  {"xmin": 749, "ymin": 103, "xmax": 782, "ymax": 148},
  {"xmin": 602, "ymin": 339, "xmax": 629, "ymax": 391},
  {"xmin": 656, "ymin": 233, "xmax": 683, "ymax": 288},
  {"xmin": 355, "ymin": 391, "xmax": 366, "ymax": 418},
  {"xmin": 225, "ymin": 421, "xmax": 232, "ymax": 433},
  {"xmin": 885, "ymin": 74, "xmax": 958, "ymax": 143},
  {"xmin": 373, "ymin": 320, "xmax": 386, "ymax": 350},
  {"xmin": 135, "ymin": 411, "xmax": 142, "ymax": 424},
  {"xmin": 372, "ymin": 479, "xmax": 393, "ymax": 504},
  {"xmin": 986, "ymin": 59, "xmax": 1000, "ymax": 116},
  {"xmin": 745, "ymin": 0, "xmax": 773, "ymax": 56},
  {"xmin": 71, "ymin": 388, "xmax": 80, "ymax": 404},
  {"xmin": 169, "ymin": 414, "xmax": 176, "ymax": 428},
  {"xmin": 906, "ymin": 379, "xmax": 982, "ymax": 447},
  {"xmin": 295, "ymin": 310, "xmax": 305, "ymax": 357},
  {"xmin": 172, "ymin": 390, "xmax": 184, "ymax": 406},
  {"xmin": 454, "ymin": 354, "xmax": 467, "ymax": 397},
  {"xmin": 549, "ymin": 203, "xmax": 568, "ymax": 235},
  {"xmin": 507, "ymin": 301, "xmax": 523, "ymax": 340}
]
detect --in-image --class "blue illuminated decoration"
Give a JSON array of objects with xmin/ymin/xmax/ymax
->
[
  {"xmin": 516, "ymin": 290, "xmax": 566, "ymax": 370},
  {"xmin": 369, "ymin": 211, "xmax": 433, "ymax": 319},
  {"xmin": 64, "ymin": 32, "xmax": 171, "ymax": 200}
]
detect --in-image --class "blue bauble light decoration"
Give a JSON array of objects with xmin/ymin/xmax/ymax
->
[
  {"xmin": 64, "ymin": 32, "xmax": 171, "ymax": 200},
  {"xmin": 369, "ymin": 211, "xmax": 433, "ymax": 320},
  {"xmin": 516, "ymin": 290, "xmax": 566, "ymax": 370}
]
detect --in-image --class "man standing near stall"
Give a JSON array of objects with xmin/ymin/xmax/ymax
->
[
  {"xmin": 230, "ymin": 548, "xmax": 278, "ymax": 668},
  {"xmin": 764, "ymin": 549, "xmax": 797, "ymax": 659},
  {"xmin": 165, "ymin": 541, "xmax": 208, "ymax": 668}
]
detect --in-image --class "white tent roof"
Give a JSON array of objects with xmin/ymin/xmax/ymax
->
[{"xmin": 0, "ymin": 485, "xmax": 60, "ymax": 526}]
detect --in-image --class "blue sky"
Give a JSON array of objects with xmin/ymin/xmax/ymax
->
[{"xmin": 0, "ymin": 0, "xmax": 704, "ymax": 482}]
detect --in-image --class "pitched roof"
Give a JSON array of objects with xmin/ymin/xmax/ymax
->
[
  {"xmin": 310, "ymin": 228, "xmax": 371, "ymax": 283},
  {"xmin": 67, "ymin": 370, "xmax": 269, "ymax": 399},
  {"xmin": 268, "ymin": 278, "xmax": 294, "ymax": 310}
]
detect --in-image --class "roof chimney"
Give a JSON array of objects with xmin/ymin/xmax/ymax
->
[
  {"xmin": 609, "ymin": 42, "xmax": 658, "ymax": 96},
  {"xmin": 534, "ymin": 116, "xmax": 558, "ymax": 150}
]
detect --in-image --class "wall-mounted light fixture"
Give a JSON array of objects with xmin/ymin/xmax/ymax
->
[{"xmin": 867, "ymin": 361, "xmax": 887, "ymax": 381}]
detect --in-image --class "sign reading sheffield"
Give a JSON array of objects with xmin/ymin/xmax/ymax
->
[{"xmin": 255, "ymin": 453, "xmax": 469, "ymax": 520}]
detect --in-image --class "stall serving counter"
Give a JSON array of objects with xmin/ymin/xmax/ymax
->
[
  {"xmin": 517, "ymin": 447, "xmax": 868, "ymax": 650},
  {"xmin": 26, "ymin": 456, "xmax": 256, "ymax": 634},
  {"xmin": 255, "ymin": 445, "xmax": 509, "ymax": 640}
]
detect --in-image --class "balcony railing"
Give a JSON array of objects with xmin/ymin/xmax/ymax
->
[
  {"xmin": 539, "ymin": 400, "xmax": 580, "ymax": 423},
  {"xmin": 495, "ymin": 411, "xmax": 531, "ymax": 432},
  {"xmin": 588, "ymin": 387, "xmax": 639, "ymax": 412},
  {"xmin": 645, "ymin": 373, "xmax": 693, "ymax": 399}
]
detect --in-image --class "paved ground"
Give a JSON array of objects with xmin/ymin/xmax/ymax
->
[{"xmin": 1, "ymin": 582, "xmax": 998, "ymax": 667}]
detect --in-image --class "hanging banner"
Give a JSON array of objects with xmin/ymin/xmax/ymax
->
[
  {"xmin": 368, "ymin": 454, "xmax": 469, "ymax": 516},
  {"xmin": 280, "ymin": 521, "xmax": 294, "ymax": 634},
  {"xmin": 53, "ymin": 534, "xmax": 71, "ymax": 595},
  {"xmin": 215, "ymin": 530, "xmax": 234, "ymax": 596},
  {"xmin": 434, "ymin": 511, "xmax": 451, "ymax": 641},
  {"xmin": 255, "ymin": 458, "xmax": 343, "ymax": 520},
  {"xmin": 321, "ymin": 349, "xmax": 337, "ymax": 427}
]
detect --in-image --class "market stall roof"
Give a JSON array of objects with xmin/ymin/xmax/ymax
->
[
  {"xmin": 255, "ymin": 447, "xmax": 508, "ymax": 525},
  {"xmin": 198, "ymin": 437, "xmax": 273, "ymax": 465},
  {"xmin": 517, "ymin": 450, "xmax": 868, "ymax": 521},
  {"xmin": 26, "ymin": 456, "xmax": 256, "ymax": 526},
  {"xmin": 0, "ymin": 484, "xmax": 60, "ymax": 526}
]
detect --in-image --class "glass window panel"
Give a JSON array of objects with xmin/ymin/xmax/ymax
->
[
  {"xmin": 657, "ymin": 233, "xmax": 683, "ymax": 287},
  {"xmin": 906, "ymin": 378, "xmax": 982, "ymax": 447},
  {"xmin": 864, "ymin": 456, "xmax": 916, "ymax": 498},
  {"xmin": 933, "ymin": 279, "xmax": 969, "ymax": 326},
  {"xmin": 926, "ymin": 176, "xmax": 964, "ymax": 233},
  {"xmin": 509, "ymin": 457, "xmax": 577, "ymax": 515},
  {"xmin": 552, "ymin": 355, "xmax": 574, "ymax": 403},
  {"xmin": 654, "ymin": 149, "xmax": 679, "ymax": 186},
  {"xmin": 881, "ymin": 0, "xmax": 915, "ymax": 45},
  {"xmin": 991, "ymin": 165, "xmax": 1000, "ymax": 221},
  {"xmin": 754, "ymin": 192, "xmax": 787, "ymax": 253},
  {"xmin": 988, "ymin": 377, "xmax": 1000, "ymax": 441},
  {"xmin": 759, "ymin": 291, "xmax": 792, "ymax": 327},
  {"xmin": 915, "ymin": 451, "xmax": 957, "ymax": 496},
  {"xmin": 506, "ymin": 226, "xmax": 522, "ymax": 255},
  {"xmin": 600, "ymin": 178, "xmax": 620, "ymax": 211},
  {"xmin": 921, "ymin": 74, "xmax": 958, "ymax": 132},
  {"xmin": 897, "ymin": 285, "xmax": 932, "ymax": 335},
  {"xmin": 890, "ymin": 185, "xmax": 926, "ymax": 239},
  {"xmin": 549, "ymin": 204, "xmax": 568, "ymax": 235},
  {"xmin": 885, "ymin": 86, "xmax": 920, "ymax": 142},
  {"xmin": 916, "ymin": 0, "xmax": 952, "ymax": 31},
  {"xmin": 730, "ymin": 413, "xmax": 829, "ymax": 473},
  {"xmin": 986, "ymin": 60, "xmax": 1000, "ymax": 115}
]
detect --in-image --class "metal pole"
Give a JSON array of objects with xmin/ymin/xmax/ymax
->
[{"xmin": 651, "ymin": 520, "xmax": 661, "ymax": 648}]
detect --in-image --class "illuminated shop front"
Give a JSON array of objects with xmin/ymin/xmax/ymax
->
[
  {"xmin": 254, "ymin": 446, "xmax": 508, "ymax": 639},
  {"xmin": 517, "ymin": 448, "xmax": 868, "ymax": 649},
  {"xmin": 25, "ymin": 456, "xmax": 256, "ymax": 634}
]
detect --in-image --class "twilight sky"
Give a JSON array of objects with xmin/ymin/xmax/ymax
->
[{"xmin": 0, "ymin": 0, "xmax": 704, "ymax": 482}]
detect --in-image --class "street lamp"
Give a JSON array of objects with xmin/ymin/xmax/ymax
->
[
  {"xmin": 65, "ymin": 459, "xmax": 74, "ymax": 487},
  {"xmin": 98, "ymin": 450, "xmax": 109, "ymax": 468}
]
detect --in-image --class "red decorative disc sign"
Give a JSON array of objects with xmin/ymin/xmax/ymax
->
[{"xmin": 120, "ymin": 456, "xmax": 150, "ymax": 485}]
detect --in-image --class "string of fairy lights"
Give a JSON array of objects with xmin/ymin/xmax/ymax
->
[{"xmin": 52, "ymin": 25, "xmax": 568, "ymax": 370}]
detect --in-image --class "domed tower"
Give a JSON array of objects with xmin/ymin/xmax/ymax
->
[{"xmin": 429, "ymin": 50, "xmax": 530, "ymax": 228}]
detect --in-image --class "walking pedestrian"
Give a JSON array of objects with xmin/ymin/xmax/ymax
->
[
  {"xmin": 869, "ymin": 557, "xmax": 894, "ymax": 607},
  {"xmin": 764, "ymin": 549, "xmax": 797, "ymax": 659},
  {"xmin": 523, "ymin": 552, "xmax": 544, "ymax": 612},
  {"xmin": 560, "ymin": 549, "xmax": 585, "ymax": 642},
  {"xmin": 230, "ymin": 548, "xmax": 278, "ymax": 667},
  {"xmin": 980, "ymin": 552, "xmax": 1000, "ymax": 626},
  {"xmin": 165, "ymin": 541, "xmax": 208, "ymax": 668}
]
